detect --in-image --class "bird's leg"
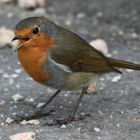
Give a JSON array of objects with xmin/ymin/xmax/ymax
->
[
  {"xmin": 47, "ymin": 86, "xmax": 91, "ymax": 126},
  {"xmin": 14, "ymin": 90, "xmax": 61, "ymax": 122},
  {"xmin": 39, "ymin": 90, "xmax": 61, "ymax": 112}
]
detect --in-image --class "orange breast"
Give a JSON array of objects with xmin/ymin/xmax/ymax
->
[
  {"xmin": 18, "ymin": 47, "xmax": 49, "ymax": 83},
  {"xmin": 17, "ymin": 32, "xmax": 55, "ymax": 84}
]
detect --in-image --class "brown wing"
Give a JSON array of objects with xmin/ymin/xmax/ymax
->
[{"xmin": 49, "ymin": 25, "xmax": 121, "ymax": 74}]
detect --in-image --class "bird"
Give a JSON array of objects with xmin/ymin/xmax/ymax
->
[{"xmin": 12, "ymin": 16, "xmax": 140, "ymax": 125}]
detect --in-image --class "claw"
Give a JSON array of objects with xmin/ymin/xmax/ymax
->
[
  {"xmin": 45, "ymin": 113, "xmax": 91, "ymax": 126},
  {"xmin": 13, "ymin": 110, "xmax": 55, "ymax": 123}
]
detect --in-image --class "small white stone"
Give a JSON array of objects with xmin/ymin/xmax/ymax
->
[
  {"xmin": 90, "ymin": 39, "xmax": 108, "ymax": 55},
  {"xmin": 131, "ymin": 32, "xmax": 138, "ymax": 39},
  {"xmin": 0, "ymin": 100, "xmax": 6, "ymax": 106},
  {"xmin": 0, "ymin": 27, "xmax": 14, "ymax": 47},
  {"xmin": 34, "ymin": 8, "xmax": 46, "ymax": 15},
  {"xmin": 2, "ymin": 73, "xmax": 10, "ymax": 79},
  {"xmin": 77, "ymin": 12, "xmax": 86, "ymax": 18},
  {"xmin": 96, "ymin": 12, "xmax": 103, "ymax": 17},
  {"xmin": 126, "ymin": 69, "xmax": 134, "ymax": 73},
  {"xmin": 77, "ymin": 127, "xmax": 81, "ymax": 131},
  {"xmin": 17, "ymin": 0, "xmax": 45, "ymax": 9},
  {"xmin": 11, "ymin": 74, "xmax": 18, "ymax": 78},
  {"xmin": 112, "ymin": 75, "xmax": 121, "ymax": 83},
  {"xmin": 98, "ymin": 110, "xmax": 104, "ymax": 116},
  {"xmin": 26, "ymin": 98, "xmax": 34, "ymax": 103},
  {"xmin": 7, "ymin": 12, "xmax": 13, "ymax": 18},
  {"xmin": 20, "ymin": 119, "xmax": 40, "ymax": 125},
  {"xmin": 64, "ymin": 93, "xmax": 68, "ymax": 97},
  {"xmin": 36, "ymin": 102, "xmax": 45, "ymax": 108},
  {"xmin": 16, "ymin": 84, "xmax": 20, "ymax": 88},
  {"xmin": 61, "ymin": 124, "xmax": 67, "ymax": 128},
  {"xmin": 15, "ymin": 69, "xmax": 22, "ymax": 74},
  {"xmin": 1, "ymin": 122, "xmax": 5, "ymax": 126},
  {"xmin": 120, "ymin": 111, "xmax": 124, "ymax": 114},
  {"xmin": 9, "ymin": 132, "xmax": 36, "ymax": 140},
  {"xmin": 12, "ymin": 94, "xmax": 24, "ymax": 102},
  {"xmin": 116, "ymin": 123, "xmax": 120, "ymax": 127},
  {"xmin": 94, "ymin": 127, "xmax": 100, "ymax": 132},
  {"xmin": 18, "ymin": 0, "xmax": 36, "ymax": 8},
  {"xmin": 118, "ymin": 30, "xmax": 124, "ymax": 35},
  {"xmin": 5, "ymin": 117, "xmax": 14, "ymax": 124},
  {"xmin": 65, "ymin": 20, "xmax": 72, "ymax": 26}
]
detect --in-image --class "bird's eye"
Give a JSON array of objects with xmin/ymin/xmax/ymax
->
[{"xmin": 32, "ymin": 27, "xmax": 40, "ymax": 34}]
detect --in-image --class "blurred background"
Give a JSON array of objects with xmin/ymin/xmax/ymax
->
[{"xmin": 0, "ymin": 0, "xmax": 140, "ymax": 140}]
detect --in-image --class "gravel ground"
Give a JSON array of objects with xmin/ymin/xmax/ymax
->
[{"xmin": 0, "ymin": 0, "xmax": 140, "ymax": 140}]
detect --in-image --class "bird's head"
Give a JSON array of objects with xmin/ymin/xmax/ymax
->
[{"xmin": 12, "ymin": 16, "xmax": 56, "ymax": 52}]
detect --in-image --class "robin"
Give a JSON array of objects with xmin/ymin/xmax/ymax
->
[{"xmin": 12, "ymin": 16, "xmax": 140, "ymax": 125}]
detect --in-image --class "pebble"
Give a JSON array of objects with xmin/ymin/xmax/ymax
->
[
  {"xmin": 17, "ymin": 0, "xmax": 45, "ymax": 9},
  {"xmin": 116, "ymin": 123, "xmax": 120, "ymax": 127},
  {"xmin": 9, "ymin": 132, "xmax": 36, "ymax": 140},
  {"xmin": 65, "ymin": 20, "xmax": 72, "ymax": 26},
  {"xmin": 0, "ymin": 100, "xmax": 6, "ymax": 106},
  {"xmin": 126, "ymin": 69, "xmax": 134, "ymax": 73},
  {"xmin": 131, "ymin": 32, "xmax": 138, "ymax": 39},
  {"xmin": 16, "ymin": 84, "xmax": 21, "ymax": 88},
  {"xmin": 36, "ymin": 102, "xmax": 45, "ymax": 108},
  {"xmin": 98, "ymin": 110, "xmax": 104, "ymax": 116},
  {"xmin": 61, "ymin": 124, "xmax": 67, "ymax": 129},
  {"xmin": 26, "ymin": 97, "xmax": 34, "ymax": 103},
  {"xmin": 20, "ymin": 119, "xmax": 40, "ymax": 125},
  {"xmin": 5, "ymin": 117, "xmax": 14, "ymax": 124},
  {"xmin": 111, "ymin": 75, "xmax": 121, "ymax": 83},
  {"xmin": 94, "ymin": 127, "xmax": 100, "ymax": 132},
  {"xmin": 2, "ymin": 73, "xmax": 10, "ymax": 79},
  {"xmin": 77, "ymin": 12, "xmax": 86, "ymax": 19},
  {"xmin": 1, "ymin": 122, "xmax": 5, "ymax": 126},
  {"xmin": 7, "ymin": 12, "xmax": 13, "ymax": 18},
  {"xmin": 96, "ymin": 12, "xmax": 103, "ymax": 18},
  {"xmin": 11, "ymin": 74, "xmax": 18, "ymax": 78},
  {"xmin": 90, "ymin": 39, "xmax": 109, "ymax": 55},
  {"xmin": 15, "ymin": 69, "xmax": 22, "ymax": 74},
  {"xmin": 12, "ymin": 94, "xmax": 25, "ymax": 102},
  {"xmin": 0, "ymin": 27, "xmax": 14, "ymax": 47},
  {"xmin": 33, "ymin": 8, "xmax": 46, "ymax": 15}
]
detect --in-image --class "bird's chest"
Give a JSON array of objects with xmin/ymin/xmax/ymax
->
[{"xmin": 18, "ymin": 48, "xmax": 49, "ymax": 83}]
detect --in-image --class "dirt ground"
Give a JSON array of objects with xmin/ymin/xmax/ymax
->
[{"xmin": 0, "ymin": 0, "xmax": 140, "ymax": 140}]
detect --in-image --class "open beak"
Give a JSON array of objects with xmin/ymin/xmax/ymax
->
[
  {"xmin": 12, "ymin": 36, "xmax": 24, "ymax": 52},
  {"xmin": 12, "ymin": 36, "xmax": 30, "ymax": 52},
  {"xmin": 11, "ymin": 36, "xmax": 20, "ymax": 42}
]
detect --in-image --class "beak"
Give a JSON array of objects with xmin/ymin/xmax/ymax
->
[
  {"xmin": 12, "ymin": 35, "xmax": 30, "ymax": 52},
  {"xmin": 11, "ymin": 36, "xmax": 23, "ymax": 52},
  {"xmin": 11, "ymin": 36, "xmax": 21, "ymax": 42}
]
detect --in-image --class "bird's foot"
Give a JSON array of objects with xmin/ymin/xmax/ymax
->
[
  {"xmin": 46, "ymin": 113, "xmax": 91, "ymax": 126},
  {"xmin": 13, "ymin": 110, "xmax": 55, "ymax": 123}
]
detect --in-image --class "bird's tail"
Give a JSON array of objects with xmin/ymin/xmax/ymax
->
[{"xmin": 108, "ymin": 58, "xmax": 140, "ymax": 70}]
